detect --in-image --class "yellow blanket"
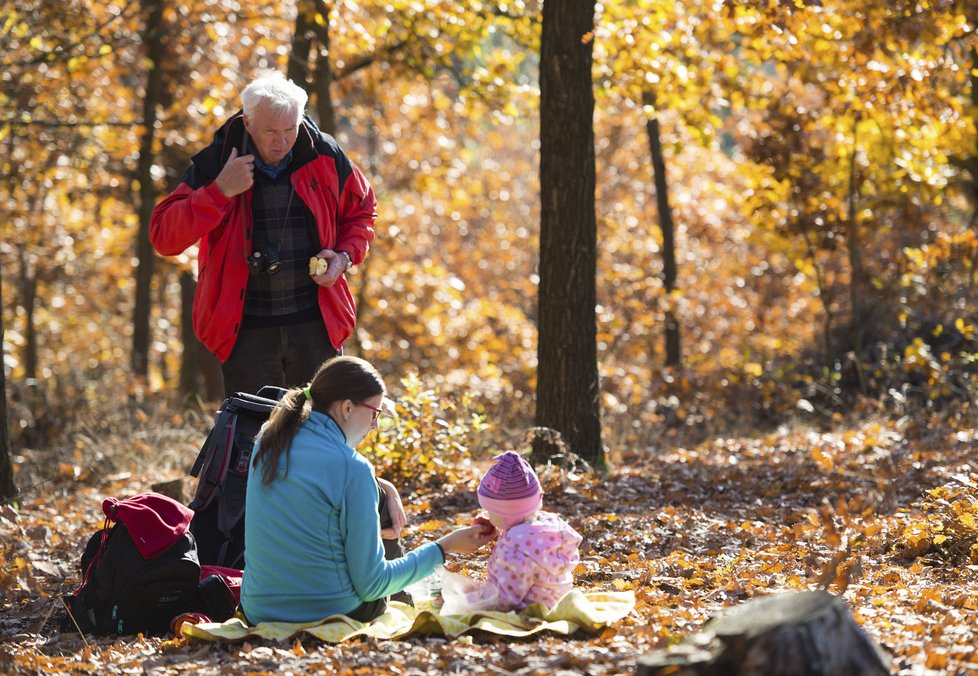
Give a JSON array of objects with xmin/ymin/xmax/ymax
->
[{"xmin": 182, "ymin": 590, "xmax": 635, "ymax": 643}]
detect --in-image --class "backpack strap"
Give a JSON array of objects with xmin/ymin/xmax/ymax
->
[
  {"xmin": 189, "ymin": 391, "xmax": 282, "ymax": 567},
  {"xmin": 188, "ymin": 407, "xmax": 238, "ymax": 511},
  {"xmin": 73, "ymin": 517, "xmax": 112, "ymax": 593}
]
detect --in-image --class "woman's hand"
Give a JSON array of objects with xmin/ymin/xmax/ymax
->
[
  {"xmin": 437, "ymin": 524, "xmax": 498, "ymax": 555},
  {"xmin": 378, "ymin": 478, "xmax": 406, "ymax": 539}
]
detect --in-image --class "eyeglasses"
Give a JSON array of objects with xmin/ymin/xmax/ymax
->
[{"xmin": 356, "ymin": 401, "xmax": 382, "ymax": 422}]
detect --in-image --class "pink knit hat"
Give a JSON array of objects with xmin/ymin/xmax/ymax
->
[{"xmin": 478, "ymin": 451, "xmax": 543, "ymax": 527}]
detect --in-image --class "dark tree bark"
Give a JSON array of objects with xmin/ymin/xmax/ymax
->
[
  {"xmin": 644, "ymin": 102, "xmax": 680, "ymax": 367},
  {"xmin": 532, "ymin": 0, "xmax": 602, "ymax": 467},
  {"xmin": 178, "ymin": 270, "xmax": 223, "ymax": 402},
  {"xmin": 287, "ymin": 0, "xmax": 314, "ymax": 88},
  {"xmin": 636, "ymin": 591, "xmax": 890, "ymax": 676},
  {"xmin": 845, "ymin": 117, "xmax": 867, "ymax": 394},
  {"xmin": 132, "ymin": 0, "xmax": 166, "ymax": 377},
  {"xmin": 15, "ymin": 247, "xmax": 37, "ymax": 380},
  {"xmin": 0, "ymin": 259, "xmax": 18, "ymax": 502},
  {"xmin": 288, "ymin": 0, "xmax": 336, "ymax": 134}
]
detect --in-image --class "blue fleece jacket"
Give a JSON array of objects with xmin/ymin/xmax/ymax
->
[{"xmin": 240, "ymin": 411, "xmax": 443, "ymax": 623}]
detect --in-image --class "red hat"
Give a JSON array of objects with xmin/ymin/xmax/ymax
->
[
  {"xmin": 102, "ymin": 492, "xmax": 194, "ymax": 559},
  {"xmin": 478, "ymin": 451, "xmax": 543, "ymax": 527}
]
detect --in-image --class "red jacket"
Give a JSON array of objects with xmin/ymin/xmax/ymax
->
[{"xmin": 150, "ymin": 113, "xmax": 376, "ymax": 362}]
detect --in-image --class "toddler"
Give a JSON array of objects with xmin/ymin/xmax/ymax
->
[{"xmin": 454, "ymin": 451, "xmax": 582, "ymax": 612}]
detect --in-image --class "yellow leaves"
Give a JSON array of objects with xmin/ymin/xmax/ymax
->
[
  {"xmin": 201, "ymin": 96, "xmax": 220, "ymax": 113},
  {"xmin": 811, "ymin": 446, "xmax": 834, "ymax": 472},
  {"xmin": 415, "ymin": 519, "xmax": 449, "ymax": 533},
  {"xmin": 925, "ymin": 648, "xmax": 950, "ymax": 670},
  {"xmin": 954, "ymin": 317, "xmax": 974, "ymax": 340}
]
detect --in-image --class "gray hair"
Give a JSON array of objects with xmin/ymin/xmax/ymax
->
[{"xmin": 240, "ymin": 72, "xmax": 308, "ymax": 119}]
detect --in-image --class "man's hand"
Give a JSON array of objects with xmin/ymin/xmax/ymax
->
[
  {"xmin": 310, "ymin": 249, "xmax": 347, "ymax": 287},
  {"xmin": 214, "ymin": 147, "xmax": 255, "ymax": 198}
]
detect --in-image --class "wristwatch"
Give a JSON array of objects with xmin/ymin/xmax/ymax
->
[{"xmin": 338, "ymin": 250, "xmax": 352, "ymax": 271}]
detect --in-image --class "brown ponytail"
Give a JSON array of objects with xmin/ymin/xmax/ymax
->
[{"xmin": 252, "ymin": 356, "xmax": 386, "ymax": 484}]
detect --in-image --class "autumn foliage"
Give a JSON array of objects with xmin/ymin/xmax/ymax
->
[{"xmin": 2, "ymin": 0, "xmax": 978, "ymax": 674}]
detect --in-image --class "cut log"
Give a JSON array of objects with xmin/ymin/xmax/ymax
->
[
  {"xmin": 636, "ymin": 591, "xmax": 891, "ymax": 676},
  {"xmin": 150, "ymin": 478, "xmax": 185, "ymax": 503}
]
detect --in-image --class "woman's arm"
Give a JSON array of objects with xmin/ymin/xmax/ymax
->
[{"xmin": 377, "ymin": 477, "xmax": 405, "ymax": 539}]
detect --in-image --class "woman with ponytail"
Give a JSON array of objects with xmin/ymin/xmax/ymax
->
[{"xmin": 240, "ymin": 356, "xmax": 494, "ymax": 623}]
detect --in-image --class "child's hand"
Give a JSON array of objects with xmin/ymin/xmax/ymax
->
[{"xmin": 471, "ymin": 516, "xmax": 498, "ymax": 539}]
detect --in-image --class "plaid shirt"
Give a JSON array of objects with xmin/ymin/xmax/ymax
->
[{"xmin": 243, "ymin": 171, "xmax": 320, "ymax": 322}]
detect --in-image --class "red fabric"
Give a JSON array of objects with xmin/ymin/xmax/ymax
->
[
  {"xmin": 102, "ymin": 492, "xmax": 194, "ymax": 559},
  {"xmin": 200, "ymin": 564, "xmax": 243, "ymax": 603}
]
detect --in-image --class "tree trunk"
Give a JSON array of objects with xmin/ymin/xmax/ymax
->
[
  {"xmin": 310, "ymin": 2, "xmax": 335, "ymax": 134},
  {"xmin": 0, "ymin": 259, "xmax": 18, "ymax": 502},
  {"xmin": 845, "ymin": 123, "xmax": 867, "ymax": 394},
  {"xmin": 636, "ymin": 591, "xmax": 890, "ymax": 676},
  {"xmin": 533, "ymin": 0, "xmax": 602, "ymax": 467},
  {"xmin": 15, "ymin": 246, "xmax": 37, "ymax": 380},
  {"xmin": 132, "ymin": 0, "xmax": 166, "ymax": 378},
  {"xmin": 287, "ymin": 0, "xmax": 314, "ymax": 91},
  {"xmin": 644, "ymin": 109, "xmax": 680, "ymax": 367},
  {"xmin": 288, "ymin": 0, "xmax": 336, "ymax": 134},
  {"xmin": 178, "ymin": 270, "xmax": 223, "ymax": 402}
]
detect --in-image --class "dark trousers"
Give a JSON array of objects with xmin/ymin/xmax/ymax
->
[
  {"xmin": 220, "ymin": 320, "xmax": 339, "ymax": 398},
  {"xmin": 347, "ymin": 483, "xmax": 405, "ymax": 622}
]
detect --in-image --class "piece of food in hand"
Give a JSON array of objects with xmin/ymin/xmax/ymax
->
[
  {"xmin": 471, "ymin": 516, "xmax": 498, "ymax": 537},
  {"xmin": 309, "ymin": 256, "xmax": 330, "ymax": 276}
]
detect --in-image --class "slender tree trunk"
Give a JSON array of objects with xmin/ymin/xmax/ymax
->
[
  {"xmin": 310, "ymin": 1, "xmax": 335, "ymax": 135},
  {"xmin": 644, "ymin": 105, "xmax": 680, "ymax": 367},
  {"xmin": 846, "ymin": 118, "xmax": 866, "ymax": 394},
  {"xmin": 178, "ymin": 270, "xmax": 223, "ymax": 401},
  {"xmin": 0, "ymin": 259, "xmax": 18, "ymax": 502},
  {"xmin": 288, "ymin": 0, "xmax": 335, "ymax": 134},
  {"xmin": 287, "ymin": 0, "xmax": 314, "ymax": 90},
  {"xmin": 533, "ymin": 0, "xmax": 602, "ymax": 467},
  {"xmin": 132, "ymin": 0, "xmax": 166, "ymax": 378},
  {"xmin": 953, "ymin": 48, "xmax": 978, "ymax": 281},
  {"xmin": 15, "ymin": 247, "xmax": 38, "ymax": 380},
  {"xmin": 346, "ymin": 100, "xmax": 382, "ymax": 357}
]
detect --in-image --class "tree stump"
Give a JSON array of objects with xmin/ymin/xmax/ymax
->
[
  {"xmin": 636, "ymin": 591, "xmax": 890, "ymax": 676},
  {"xmin": 151, "ymin": 478, "xmax": 186, "ymax": 503}
]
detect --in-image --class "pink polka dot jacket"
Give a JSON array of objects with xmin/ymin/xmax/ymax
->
[{"xmin": 484, "ymin": 511, "xmax": 583, "ymax": 611}]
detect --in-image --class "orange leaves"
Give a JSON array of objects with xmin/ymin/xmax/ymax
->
[
  {"xmin": 895, "ymin": 475, "xmax": 978, "ymax": 565},
  {"xmin": 811, "ymin": 446, "xmax": 835, "ymax": 472}
]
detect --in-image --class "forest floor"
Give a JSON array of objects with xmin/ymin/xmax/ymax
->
[{"xmin": 1, "ymin": 410, "xmax": 977, "ymax": 675}]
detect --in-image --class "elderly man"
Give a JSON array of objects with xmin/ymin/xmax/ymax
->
[{"xmin": 151, "ymin": 72, "xmax": 377, "ymax": 398}]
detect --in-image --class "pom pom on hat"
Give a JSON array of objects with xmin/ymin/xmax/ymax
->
[{"xmin": 478, "ymin": 451, "xmax": 543, "ymax": 527}]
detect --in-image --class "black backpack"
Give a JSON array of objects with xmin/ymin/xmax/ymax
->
[
  {"xmin": 188, "ymin": 387, "xmax": 286, "ymax": 568},
  {"xmin": 62, "ymin": 493, "xmax": 203, "ymax": 635}
]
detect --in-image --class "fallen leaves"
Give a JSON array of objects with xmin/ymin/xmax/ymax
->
[{"xmin": 2, "ymin": 414, "xmax": 978, "ymax": 673}]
